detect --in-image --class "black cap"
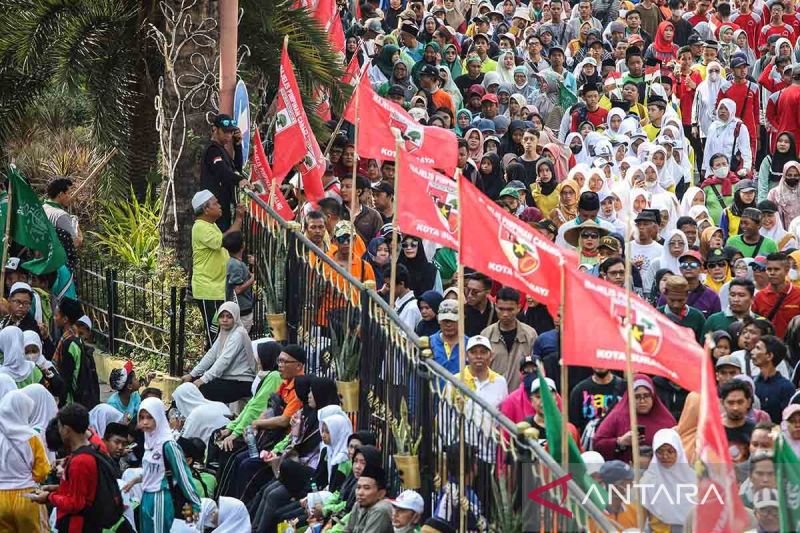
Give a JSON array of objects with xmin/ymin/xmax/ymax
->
[
  {"xmin": 372, "ymin": 181, "xmax": 394, "ymax": 196},
  {"xmin": 635, "ymin": 209, "xmax": 660, "ymax": 224},
  {"xmin": 741, "ymin": 207, "xmax": 763, "ymax": 222},
  {"xmin": 400, "ymin": 21, "xmax": 419, "ymax": 34},
  {"xmin": 419, "ymin": 64, "xmax": 439, "ymax": 78},
  {"xmin": 758, "ymin": 200, "xmax": 779, "ymax": 213},
  {"xmin": 387, "ymin": 84, "xmax": 406, "ymax": 97},
  {"xmin": 535, "ymin": 219, "xmax": 557, "ymax": 235},
  {"xmin": 687, "ymin": 34, "xmax": 703, "ymax": 45},
  {"xmin": 731, "ymin": 56, "xmax": 749, "ymax": 68},
  {"xmin": 705, "ymin": 247, "xmax": 728, "ymax": 265},
  {"xmin": 578, "ymin": 191, "xmax": 600, "ymax": 211},
  {"xmin": 213, "ymin": 113, "xmax": 237, "ymax": 131},
  {"xmin": 423, "ymin": 517, "xmax": 458, "ymax": 533}
]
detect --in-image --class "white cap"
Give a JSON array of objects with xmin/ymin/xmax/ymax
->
[
  {"xmin": 5, "ymin": 257, "xmax": 19, "ymax": 271},
  {"xmin": 77, "ymin": 315, "xmax": 92, "ymax": 329},
  {"xmin": 391, "ymin": 490, "xmax": 424, "ymax": 514},
  {"xmin": 530, "ymin": 376, "xmax": 557, "ymax": 394},
  {"xmin": 191, "ymin": 189, "xmax": 215, "ymax": 211},
  {"xmin": 466, "ymin": 335, "xmax": 492, "ymax": 352},
  {"xmin": 8, "ymin": 282, "xmax": 33, "ymax": 297},
  {"xmin": 581, "ymin": 451, "xmax": 606, "ymax": 475}
]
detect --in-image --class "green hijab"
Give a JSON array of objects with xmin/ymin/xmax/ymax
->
[
  {"xmin": 442, "ymin": 43, "xmax": 462, "ymax": 79},
  {"xmin": 372, "ymin": 44, "xmax": 400, "ymax": 79}
]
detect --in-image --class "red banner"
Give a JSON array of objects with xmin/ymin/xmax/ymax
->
[
  {"xmin": 561, "ymin": 267, "xmax": 704, "ymax": 391},
  {"xmin": 396, "ymin": 155, "xmax": 458, "ymax": 249},
  {"xmin": 272, "ymin": 43, "xmax": 325, "ymax": 203},
  {"xmin": 250, "ymin": 128, "xmax": 294, "ymax": 221},
  {"xmin": 458, "ymin": 176, "xmax": 571, "ymax": 314},
  {"xmin": 343, "ymin": 74, "xmax": 458, "ymax": 173}
]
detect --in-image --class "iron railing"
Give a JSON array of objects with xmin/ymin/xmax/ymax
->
[{"xmin": 244, "ymin": 191, "xmax": 614, "ymax": 532}]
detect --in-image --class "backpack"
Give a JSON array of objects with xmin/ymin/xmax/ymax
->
[
  {"xmin": 73, "ymin": 339, "xmax": 100, "ymax": 409},
  {"xmin": 71, "ymin": 446, "xmax": 125, "ymax": 529}
]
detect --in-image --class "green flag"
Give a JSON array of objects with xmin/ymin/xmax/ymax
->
[
  {"xmin": 1, "ymin": 168, "xmax": 66, "ymax": 274},
  {"xmin": 537, "ymin": 372, "xmax": 606, "ymax": 509},
  {"xmin": 775, "ymin": 435, "xmax": 800, "ymax": 532}
]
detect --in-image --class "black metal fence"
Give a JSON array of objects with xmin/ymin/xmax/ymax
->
[
  {"xmin": 76, "ymin": 258, "xmax": 198, "ymax": 376},
  {"xmin": 244, "ymin": 192, "xmax": 614, "ymax": 532}
]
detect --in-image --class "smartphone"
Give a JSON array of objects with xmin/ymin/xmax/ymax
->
[{"xmin": 637, "ymin": 425, "xmax": 646, "ymax": 440}]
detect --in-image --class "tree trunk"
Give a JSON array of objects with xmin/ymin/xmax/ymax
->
[
  {"xmin": 126, "ymin": 59, "xmax": 160, "ymax": 200},
  {"xmin": 157, "ymin": 0, "xmax": 219, "ymax": 270}
]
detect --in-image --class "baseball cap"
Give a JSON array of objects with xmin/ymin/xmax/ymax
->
[
  {"xmin": 507, "ymin": 180, "xmax": 526, "ymax": 191},
  {"xmin": 687, "ymin": 34, "xmax": 703, "ymax": 45},
  {"xmin": 753, "ymin": 255, "xmax": 769, "ymax": 269},
  {"xmin": 529, "ymin": 376, "xmax": 557, "ymax": 394},
  {"xmin": 741, "ymin": 207, "xmax": 762, "ymax": 223},
  {"xmin": 400, "ymin": 21, "xmax": 419, "ymax": 34},
  {"xmin": 372, "ymin": 181, "xmax": 394, "ymax": 196},
  {"xmin": 753, "ymin": 488, "xmax": 779, "ymax": 509},
  {"xmin": 391, "ymin": 490, "xmax": 424, "ymax": 514},
  {"xmin": 473, "ymin": 32, "xmax": 490, "ymax": 43},
  {"xmin": 519, "ymin": 355, "xmax": 537, "ymax": 370},
  {"xmin": 498, "ymin": 187, "xmax": 520, "ymax": 199},
  {"xmin": 715, "ymin": 355, "xmax": 743, "ymax": 370},
  {"xmin": 599, "ymin": 236, "xmax": 621, "ymax": 252},
  {"xmin": 481, "ymin": 93, "xmax": 499, "ymax": 105},
  {"xmin": 679, "ymin": 250, "xmax": 702, "ymax": 263},
  {"xmin": 77, "ymin": 315, "xmax": 92, "ymax": 330},
  {"xmin": 730, "ymin": 56, "xmax": 749, "ymax": 68},
  {"xmin": 466, "ymin": 335, "xmax": 492, "ymax": 352},
  {"xmin": 213, "ymin": 113, "xmax": 237, "ymax": 131},
  {"xmin": 467, "ymin": 83, "xmax": 486, "ymax": 97},
  {"xmin": 366, "ymin": 18, "xmax": 384, "ymax": 33},
  {"xmin": 419, "ymin": 64, "xmax": 439, "ymax": 78},
  {"xmin": 535, "ymin": 219, "xmax": 557, "ymax": 235},
  {"xmin": 635, "ymin": 209, "xmax": 660, "ymax": 224},
  {"xmin": 437, "ymin": 300, "xmax": 459, "ymax": 322},
  {"xmin": 599, "ymin": 460, "xmax": 635, "ymax": 484},
  {"xmin": 387, "ymin": 84, "xmax": 406, "ymax": 98},
  {"xmin": 333, "ymin": 220, "xmax": 354, "ymax": 238},
  {"xmin": 736, "ymin": 179, "xmax": 756, "ymax": 193},
  {"xmin": 705, "ymin": 248, "xmax": 728, "ymax": 265}
]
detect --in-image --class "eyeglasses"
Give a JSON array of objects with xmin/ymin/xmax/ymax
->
[
  {"xmin": 278, "ymin": 357, "xmax": 299, "ymax": 366},
  {"xmin": 634, "ymin": 393, "xmax": 653, "ymax": 402},
  {"xmin": 216, "ymin": 118, "xmax": 237, "ymax": 128},
  {"xmin": 580, "ymin": 232, "xmax": 599, "ymax": 239},
  {"xmin": 707, "ymin": 262, "xmax": 727, "ymax": 269},
  {"xmin": 8, "ymin": 299, "xmax": 31, "ymax": 307},
  {"xmin": 679, "ymin": 261, "xmax": 700, "ymax": 270},
  {"xmin": 335, "ymin": 235, "xmax": 351, "ymax": 244},
  {"xmin": 401, "ymin": 242, "xmax": 419, "ymax": 250}
]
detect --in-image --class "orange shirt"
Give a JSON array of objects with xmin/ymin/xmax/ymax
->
[{"xmin": 279, "ymin": 375, "xmax": 305, "ymax": 418}]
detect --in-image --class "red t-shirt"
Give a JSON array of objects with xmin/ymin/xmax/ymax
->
[
  {"xmin": 753, "ymin": 283, "xmax": 800, "ymax": 338},
  {"xmin": 758, "ymin": 23, "xmax": 796, "ymax": 50},
  {"xmin": 675, "ymin": 71, "xmax": 704, "ymax": 126},
  {"xmin": 730, "ymin": 11, "xmax": 762, "ymax": 52},
  {"xmin": 719, "ymin": 81, "xmax": 760, "ymax": 143},
  {"xmin": 49, "ymin": 452, "xmax": 98, "ymax": 533},
  {"xmin": 571, "ymin": 107, "xmax": 608, "ymax": 130},
  {"xmin": 784, "ymin": 13, "xmax": 800, "ymax": 41},
  {"xmin": 685, "ymin": 12, "xmax": 710, "ymax": 26}
]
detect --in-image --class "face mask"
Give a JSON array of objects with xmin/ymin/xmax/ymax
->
[
  {"xmin": 713, "ymin": 165, "xmax": 729, "ymax": 178},
  {"xmin": 570, "ymin": 144, "xmax": 582, "ymax": 154},
  {"xmin": 709, "ymin": 72, "xmax": 721, "ymax": 82},
  {"xmin": 786, "ymin": 177, "xmax": 800, "ymax": 187},
  {"xmin": 791, "ymin": 268, "xmax": 799, "ymax": 281},
  {"xmin": 672, "ymin": 8, "xmax": 683, "ymax": 16}
]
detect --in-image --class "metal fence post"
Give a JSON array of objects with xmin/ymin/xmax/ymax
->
[
  {"xmin": 177, "ymin": 287, "xmax": 187, "ymax": 375},
  {"xmin": 106, "ymin": 268, "xmax": 116, "ymax": 355},
  {"xmin": 169, "ymin": 286, "xmax": 177, "ymax": 376},
  {"xmin": 285, "ymin": 225, "xmax": 301, "ymax": 344}
]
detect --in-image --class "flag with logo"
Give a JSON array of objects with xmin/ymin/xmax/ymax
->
[
  {"xmin": 395, "ymin": 155, "xmax": 458, "ymax": 249},
  {"xmin": 0, "ymin": 168, "xmax": 66, "ymax": 274},
  {"xmin": 343, "ymin": 74, "xmax": 458, "ymax": 173},
  {"xmin": 250, "ymin": 128, "xmax": 294, "ymax": 221},
  {"xmin": 272, "ymin": 43, "xmax": 326, "ymax": 203},
  {"xmin": 458, "ymin": 176, "xmax": 572, "ymax": 314},
  {"xmin": 312, "ymin": 0, "xmax": 345, "ymax": 53},
  {"xmin": 561, "ymin": 267, "xmax": 705, "ymax": 392},
  {"xmin": 693, "ymin": 357, "xmax": 750, "ymax": 532},
  {"xmin": 776, "ymin": 434, "xmax": 800, "ymax": 532},
  {"xmin": 537, "ymin": 372, "xmax": 606, "ymax": 509}
]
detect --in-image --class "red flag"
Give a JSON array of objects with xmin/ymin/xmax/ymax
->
[
  {"xmin": 342, "ymin": 52, "xmax": 363, "ymax": 86},
  {"xmin": 693, "ymin": 358, "xmax": 751, "ymax": 532},
  {"xmin": 313, "ymin": 85, "xmax": 332, "ymax": 122},
  {"xmin": 343, "ymin": 74, "xmax": 458, "ymax": 173},
  {"xmin": 250, "ymin": 128, "xmax": 294, "ymax": 221},
  {"xmin": 561, "ymin": 267, "xmax": 704, "ymax": 391},
  {"xmin": 396, "ymin": 155, "xmax": 459, "ymax": 249},
  {"xmin": 312, "ymin": 0, "xmax": 345, "ymax": 53},
  {"xmin": 458, "ymin": 176, "xmax": 572, "ymax": 314},
  {"xmin": 272, "ymin": 43, "xmax": 326, "ymax": 203}
]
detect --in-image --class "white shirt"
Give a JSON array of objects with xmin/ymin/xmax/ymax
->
[
  {"xmin": 630, "ymin": 240, "xmax": 663, "ymax": 293},
  {"xmin": 394, "ymin": 291, "xmax": 422, "ymax": 331}
]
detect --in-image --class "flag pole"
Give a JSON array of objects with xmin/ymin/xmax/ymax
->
[
  {"xmin": 623, "ymin": 176, "xmax": 643, "ymax": 531},
  {"xmin": 389, "ymin": 136, "xmax": 401, "ymax": 309},
  {"xmin": 347, "ymin": 78, "xmax": 360, "ymax": 274},
  {"xmin": 455, "ymin": 169, "xmax": 467, "ymax": 533},
  {"xmin": 0, "ymin": 173, "xmax": 13, "ymax": 296},
  {"xmin": 559, "ymin": 262, "xmax": 569, "ymax": 475}
]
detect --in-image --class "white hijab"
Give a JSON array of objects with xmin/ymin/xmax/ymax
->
[
  {"xmin": 0, "ymin": 389, "xmax": 37, "ymax": 443},
  {"xmin": 322, "ymin": 413, "xmax": 353, "ymax": 483},
  {"xmin": 176, "ymin": 385, "xmax": 232, "ymax": 444},
  {"xmin": 680, "ymin": 186, "xmax": 705, "ymax": 217},
  {"xmin": 0, "ymin": 374, "xmax": 16, "ymax": 401},
  {"xmin": 0, "ymin": 326, "xmax": 34, "ymax": 382},
  {"xmin": 139, "ymin": 397, "xmax": 174, "ymax": 493},
  {"xmin": 761, "ymin": 210, "xmax": 790, "ymax": 244},
  {"xmin": 565, "ymin": 133, "xmax": 590, "ymax": 165},
  {"xmin": 21, "ymin": 383, "xmax": 58, "ymax": 461},
  {"xmin": 213, "ymin": 496, "xmax": 251, "ymax": 532},
  {"xmin": 659, "ymin": 229, "xmax": 689, "ymax": 274},
  {"xmin": 640, "ymin": 428, "xmax": 697, "ymax": 525},
  {"xmin": 211, "ymin": 302, "xmax": 256, "ymax": 371},
  {"xmin": 89, "ymin": 404, "xmax": 125, "ymax": 437}
]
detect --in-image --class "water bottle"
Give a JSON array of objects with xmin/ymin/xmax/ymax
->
[{"xmin": 245, "ymin": 426, "xmax": 258, "ymax": 458}]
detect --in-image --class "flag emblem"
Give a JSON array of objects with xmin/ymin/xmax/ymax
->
[
  {"xmin": 498, "ymin": 221, "xmax": 540, "ymax": 275},
  {"xmin": 611, "ymin": 298, "xmax": 663, "ymax": 356},
  {"xmin": 388, "ymin": 110, "xmax": 424, "ymax": 152},
  {"xmin": 426, "ymin": 182, "xmax": 458, "ymax": 234},
  {"xmin": 275, "ymin": 109, "xmax": 293, "ymax": 133}
]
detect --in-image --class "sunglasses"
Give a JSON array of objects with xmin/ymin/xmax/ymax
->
[
  {"xmin": 401, "ymin": 242, "xmax": 419, "ymax": 250},
  {"xmin": 752, "ymin": 264, "xmax": 767, "ymax": 272},
  {"xmin": 216, "ymin": 118, "xmax": 237, "ymax": 128},
  {"xmin": 335, "ymin": 235, "xmax": 351, "ymax": 244},
  {"xmin": 581, "ymin": 232, "xmax": 599, "ymax": 239},
  {"xmin": 679, "ymin": 261, "xmax": 701, "ymax": 270}
]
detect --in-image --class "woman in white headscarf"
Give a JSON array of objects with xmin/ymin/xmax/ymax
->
[
  {"xmin": 0, "ymin": 390, "xmax": 50, "ymax": 532},
  {"xmin": 213, "ymin": 496, "xmax": 251, "ymax": 532},
  {"xmin": 21, "ymin": 383, "xmax": 58, "ymax": 462},
  {"xmin": 89, "ymin": 404, "xmax": 124, "ymax": 440},
  {"xmin": 649, "ymin": 229, "xmax": 689, "ymax": 278},
  {"xmin": 640, "ymin": 428, "xmax": 697, "ymax": 531},
  {"xmin": 734, "ymin": 29, "xmax": 756, "ymax": 65},
  {"xmin": 183, "ymin": 301, "xmax": 256, "ymax": 404},
  {"xmin": 648, "ymin": 144, "xmax": 676, "ymax": 191},
  {"xmin": 320, "ymin": 413, "xmax": 353, "ymax": 490},
  {"xmin": 565, "ymin": 132, "xmax": 590, "ymax": 165},
  {"xmin": 567, "ymin": 162, "xmax": 591, "ymax": 189},
  {"xmin": 702, "ymin": 98, "xmax": 752, "ymax": 176},
  {"xmin": 680, "ymin": 186, "xmax": 706, "ymax": 217},
  {"xmin": 172, "ymin": 382, "xmax": 232, "ymax": 445},
  {"xmin": 692, "ymin": 60, "xmax": 727, "ymax": 140},
  {"xmin": 606, "ymin": 107, "xmax": 626, "ymax": 136},
  {"xmin": 0, "ymin": 326, "xmax": 40, "ymax": 387},
  {"xmin": 0, "ymin": 374, "xmax": 16, "ymax": 401},
  {"xmin": 437, "ymin": 65, "xmax": 462, "ymax": 110}
]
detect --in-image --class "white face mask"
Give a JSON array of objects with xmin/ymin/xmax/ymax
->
[
  {"xmin": 672, "ymin": 8, "xmax": 684, "ymax": 16},
  {"xmin": 709, "ymin": 71, "xmax": 720, "ymax": 82},
  {"xmin": 713, "ymin": 165, "xmax": 729, "ymax": 178},
  {"xmin": 790, "ymin": 268, "xmax": 799, "ymax": 281}
]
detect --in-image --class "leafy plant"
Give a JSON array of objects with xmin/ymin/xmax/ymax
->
[
  {"xmin": 490, "ymin": 476, "xmax": 524, "ymax": 533},
  {"xmin": 390, "ymin": 397, "xmax": 422, "ymax": 456},
  {"xmin": 328, "ymin": 325, "xmax": 361, "ymax": 382},
  {"xmin": 89, "ymin": 186, "xmax": 161, "ymax": 270}
]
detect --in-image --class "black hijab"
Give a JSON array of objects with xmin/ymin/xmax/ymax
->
[
  {"xmin": 310, "ymin": 377, "xmax": 341, "ymax": 409},
  {"xmin": 415, "ymin": 290, "xmax": 443, "ymax": 337},
  {"xmin": 257, "ymin": 341, "xmax": 282, "ymax": 372},
  {"xmin": 770, "ymin": 132, "xmax": 798, "ymax": 183},
  {"xmin": 294, "ymin": 376, "xmax": 323, "ymax": 454},
  {"xmin": 479, "ymin": 152, "xmax": 506, "ymax": 200},
  {"xmin": 279, "ymin": 459, "xmax": 314, "ymax": 499},
  {"xmin": 730, "ymin": 187, "xmax": 756, "ymax": 217},
  {"xmin": 536, "ymin": 159, "xmax": 559, "ymax": 196},
  {"xmin": 499, "ymin": 120, "xmax": 526, "ymax": 157},
  {"xmin": 397, "ymin": 236, "xmax": 438, "ymax": 297}
]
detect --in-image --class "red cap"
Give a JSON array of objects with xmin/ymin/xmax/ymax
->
[
  {"xmin": 481, "ymin": 93, "xmax": 499, "ymax": 104},
  {"xmin": 679, "ymin": 250, "xmax": 702, "ymax": 262}
]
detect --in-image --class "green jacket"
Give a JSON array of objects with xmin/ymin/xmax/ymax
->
[
  {"xmin": 658, "ymin": 305, "xmax": 705, "ymax": 343},
  {"xmin": 226, "ymin": 370, "xmax": 281, "ymax": 436}
]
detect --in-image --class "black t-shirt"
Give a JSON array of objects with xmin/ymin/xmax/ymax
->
[
  {"xmin": 568, "ymin": 376, "xmax": 626, "ymax": 434},
  {"xmin": 500, "ymin": 327, "xmax": 517, "ymax": 353},
  {"xmin": 725, "ymin": 420, "xmax": 755, "ymax": 464},
  {"xmin": 464, "ymin": 302, "xmax": 496, "ymax": 337}
]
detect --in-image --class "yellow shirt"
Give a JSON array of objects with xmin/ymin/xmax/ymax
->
[{"xmin": 191, "ymin": 219, "xmax": 229, "ymax": 300}]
